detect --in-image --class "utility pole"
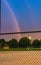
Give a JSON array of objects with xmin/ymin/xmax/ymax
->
[
  {"xmin": 0, "ymin": 0, "xmax": 1, "ymax": 38},
  {"xmin": 40, "ymin": 0, "xmax": 41, "ymax": 39}
]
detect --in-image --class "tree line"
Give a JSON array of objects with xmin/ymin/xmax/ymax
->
[{"xmin": 0, "ymin": 37, "xmax": 41, "ymax": 49}]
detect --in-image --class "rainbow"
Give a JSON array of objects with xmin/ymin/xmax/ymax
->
[{"xmin": 4, "ymin": 0, "xmax": 21, "ymax": 39}]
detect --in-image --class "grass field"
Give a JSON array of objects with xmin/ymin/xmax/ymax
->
[
  {"xmin": 0, "ymin": 51, "xmax": 41, "ymax": 65},
  {"xmin": 0, "ymin": 48, "xmax": 41, "ymax": 51}
]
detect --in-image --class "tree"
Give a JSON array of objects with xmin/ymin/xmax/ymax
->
[
  {"xmin": 19, "ymin": 37, "xmax": 31, "ymax": 48},
  {"xmin": 32, "ymin": 39, "xmax": 40, "ymax": 48},
  {"xmin": 8, "ymin": 39, "xmax": 18, "ymax": 48},
  {"xmin": 40, "ymin": 40, "xmax": 41, "ymax": 48},
  {"xmin": 0, "ymin": 39, "xmax": 5, "ymax": 48}
]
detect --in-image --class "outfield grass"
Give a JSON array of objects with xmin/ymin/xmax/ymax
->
[
  {"xmin": 30, "ymin": 48, "xmax": 41, "ymax": 51},
  {"xmin": 0, "ymin": 48, "xmax": 41, "ymax": 51},
  {"xmin": 0, "ymin": 48, "xmax": 27, "ymax": 51}
]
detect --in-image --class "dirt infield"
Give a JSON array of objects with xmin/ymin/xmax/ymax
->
[{"xmin": 0, "ymin": 51, "xmax": 41, "ymax": 65}]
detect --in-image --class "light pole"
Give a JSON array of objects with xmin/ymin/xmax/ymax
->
[{"xmin": 0, "ymin": 0, "xmax": 1, "ymax": 39}]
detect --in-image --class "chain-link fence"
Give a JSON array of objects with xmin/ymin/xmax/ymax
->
[
  {"xmin": 0, "ymin": 0, "xmax": 41, "ymax": 65},
  {"xmin": 0, "ymin": 32, "xmax": 41, "ymax": 65},
  {"xmin": 0, "ymin": 31, "xmax": 41, "ymax": 41},
  {"xmin": 0, "ymin": 51, "xmax": 41, "ymax": 65}
]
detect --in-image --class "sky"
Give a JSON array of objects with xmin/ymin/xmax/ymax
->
[
  {"xmin": 1, "ymin": 0, "xmax": 41, "ymax": 33},
  {"xmin": 0, "ymin": 0, "xmax": 1, "ymax": 32}
]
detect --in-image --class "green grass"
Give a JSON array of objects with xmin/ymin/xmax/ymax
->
[
  {"xmin": 30, "ymin": 48, "xmax": 41, "ymax": 51},
  {"xmin": 0, "ymin": 48, "xmax": 41, "ymax": 51},
  {"xmin": 0, "ymin": 48, "xmax": 27, "ymax": 51}
]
